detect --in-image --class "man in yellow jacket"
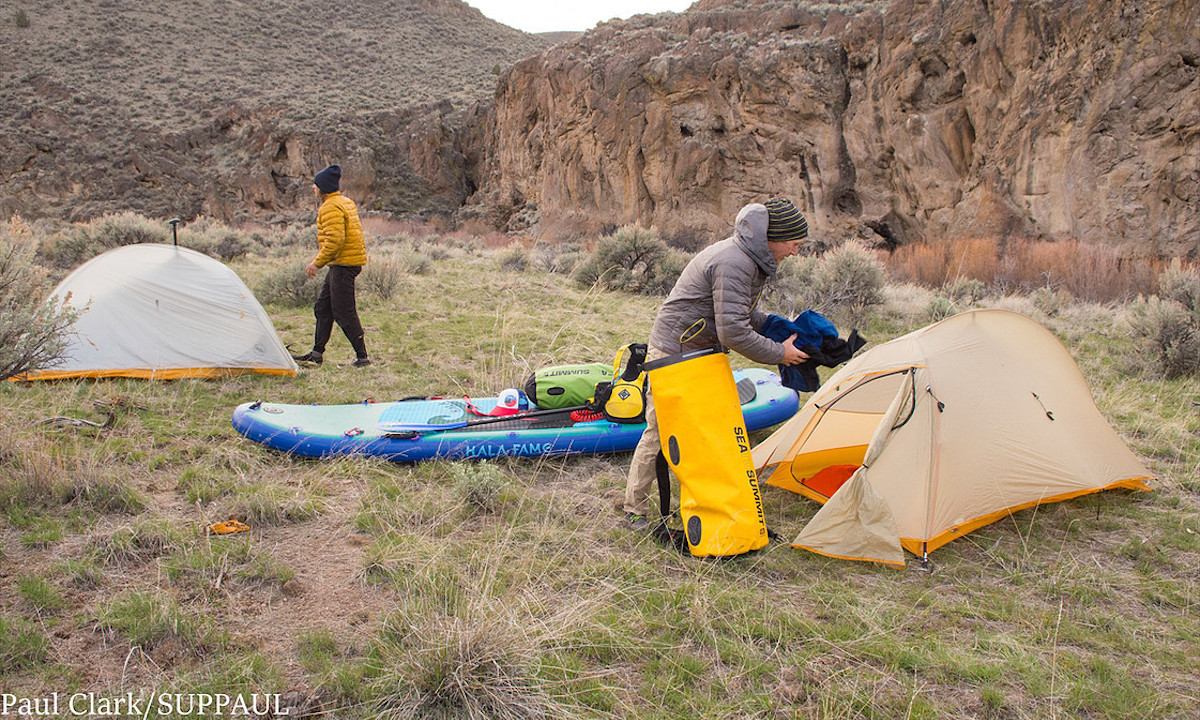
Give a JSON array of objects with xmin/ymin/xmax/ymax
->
[{"xmin": 292, "ymin": 164, "xmax": 370, "ymax": 367}]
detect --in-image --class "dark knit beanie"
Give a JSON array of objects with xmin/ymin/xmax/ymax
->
[
  {"xmin": 765, "ymin": 198, "xmax": 809, "ymax": 242},
  {"xmin": 313, "ymin": 164, "xmax": 341, "ymax": 194}
]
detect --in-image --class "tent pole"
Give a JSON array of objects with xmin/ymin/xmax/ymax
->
[{"xmin": 168, "ymin": 218, "xmax": 181, "ymax": 246}]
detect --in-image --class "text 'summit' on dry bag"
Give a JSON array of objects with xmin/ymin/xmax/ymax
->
[
  {"xmin": 522, "ymin": 362, "xmax": 612, "ymax": 409},
  {"xmin": 590, "ymin": 343, "xmax": 648, "ymax": 423},
  {"xmin": 645, "ymin": 346, "xmax": 769, "ymax": 558}
]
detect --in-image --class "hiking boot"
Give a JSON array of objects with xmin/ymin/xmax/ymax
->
[
  {"xmin": 292, "ymin": 350, "xmax": 323, "ymax": 365},
  {"xmin": 624, "ymin": 513, "xmax": 649, "ymax": 531},
  {"xmin": 352, "ymin": 357, "xmax": 371, "ymax": 368}
]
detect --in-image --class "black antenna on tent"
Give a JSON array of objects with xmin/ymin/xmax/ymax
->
[{"xmin": 168, "ymin": 218, "xmax": 181, "ymax": 246}]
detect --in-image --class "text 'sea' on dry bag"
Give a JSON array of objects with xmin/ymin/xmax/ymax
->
[
  {"xmin": 645, "ymin": 346, "xmax": 769, "ymax": 557},
  {"xmin": 522, "ymin": 363, "xmax": 612, "ymax": 410},
  {"xmin": 591, "ymin": 343, "xmax": 648, "ymax": 423}
]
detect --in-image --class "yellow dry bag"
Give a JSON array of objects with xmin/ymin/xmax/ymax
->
[{"xmin": 645, "ymin": 346, "xmax": 769, "ymax": 557}]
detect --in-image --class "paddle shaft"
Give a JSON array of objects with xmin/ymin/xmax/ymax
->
[{"xmin": 383, "ymin": 403, "xmax": 589, "ymax": 436}]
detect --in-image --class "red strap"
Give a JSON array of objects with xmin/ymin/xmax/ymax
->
[{"xmin": 462, "ymin": 395, "xmax": 489, "ymax": 417}]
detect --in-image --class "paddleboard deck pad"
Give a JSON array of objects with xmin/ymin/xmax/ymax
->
[{"xmin": 231, "ymin": 368, "xmax": 798, "ymax": 462}]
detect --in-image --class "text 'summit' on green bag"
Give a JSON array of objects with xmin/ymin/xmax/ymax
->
[{"xmin": 522, "ymin": 363, "xmax": 612, "ymax": 409}]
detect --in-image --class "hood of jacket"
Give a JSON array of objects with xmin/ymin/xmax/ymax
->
[{"xmin": 732, "ymin": 203, "xmax": 777, "ymax": 277}]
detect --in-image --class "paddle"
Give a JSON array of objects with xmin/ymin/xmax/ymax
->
[
  {"xmin": 379, "ymin": 403, "xmax": 590, "ymax": 436},
  {"xmin": 379, "ymin": 376, "xmax": 756, "ymax": 437}
]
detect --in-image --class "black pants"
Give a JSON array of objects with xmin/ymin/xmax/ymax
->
[{"xmin": 313, "ymin": 265, "xmax": 367, "ymax": 358}]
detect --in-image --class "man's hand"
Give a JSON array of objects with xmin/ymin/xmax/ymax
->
[
  {"xmin": 305, "ymin": 262, "xmax": 318, "ymax": 278},
  {"xmin": 781, "ymin": 333, "xmax": 810, "ymax": 366}
]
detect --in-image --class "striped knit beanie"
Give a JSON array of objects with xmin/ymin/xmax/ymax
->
[{"xmin": 764, "ymin": 198, "xmax": 809, "ymax": 242}]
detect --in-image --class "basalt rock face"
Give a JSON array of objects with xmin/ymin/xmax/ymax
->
[{"xmin": 472, "ymin": 0, "xmax": 1200, "ymax": 255}]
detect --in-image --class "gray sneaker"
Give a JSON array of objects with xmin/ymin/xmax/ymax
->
[{"xmin": 624, "ymin": 513, "xmax": 649, "ymax": 531}]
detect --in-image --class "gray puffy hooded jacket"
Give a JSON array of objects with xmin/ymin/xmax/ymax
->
[{"xmin": 648, "ymin": 203, "xmax": 787, "ymax": 365}]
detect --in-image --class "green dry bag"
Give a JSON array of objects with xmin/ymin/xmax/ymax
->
[{"xmin": 522, "ymin": 363, "xmax": 612, "ymax": 409}]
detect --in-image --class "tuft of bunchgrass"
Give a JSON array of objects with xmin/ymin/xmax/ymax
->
[
  {"xmin": 163, "ymin": 537, "xmax": 296, "ymax": 591},
  {"xmin": 54, "ymin": 556, "xmax": 106, "ymax": 589},
  {"xmin": 97, "ymin": 590, "xmax": 225, "ymax": 654},
  {"xmin": 297, "ymin": 628, "xmax": 342, "ymax": 674},
  {"xmin": 217, "ymin": 481, "xmax": 324, "ymax": 526},
  {"xmin": 367, "ymin": 576, "xmax": 606, "ymax": 720},
  {"xmin": 0, "ymin": 614, "xmax": 50, "ymax": 670},
  {"xmin": 17, "ymin": 574, "xmax": 65, "ymax": 615},
  {"xmin": 94, "ymin": 516, "xmax": 188, "ymax": 566}
]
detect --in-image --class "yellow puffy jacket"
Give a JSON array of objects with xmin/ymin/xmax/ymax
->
[{"xmin": 313, "ymin": 192, "xmax": 367, "ymax": 268}]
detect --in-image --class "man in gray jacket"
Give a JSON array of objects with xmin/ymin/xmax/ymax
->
[{"xmin": 623, "ymin": 198, "xmax": 811, "ymax": 529}]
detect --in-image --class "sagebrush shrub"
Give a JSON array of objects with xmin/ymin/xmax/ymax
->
[
  {"xmin": 450, "ymin": 462, "xmax": 508, "ymax": 513},
  {"xmin": 37, "ymin": 211, "xmax": 169, "ymax": 270},
  {"xmin": 763, "ymin": 255, "xmax": 819, "ymax": 314},
  {"xmin": 494, "ymin": 245, "xmax": 530, "ymax": 272},
  {"xmin": 0, "ymin": 215, "xmax": 78, "ymax": 380},
  {"xmin": 361, "ymin": 254, "xmax": 406, "ymax": 299},
  {"xmin": 254, "ymin": 261, "xmax": 323, "ymax": 308},
  {"xmin": 1156, "ymin": 259, "xmax": 1200, "ymax": 315},
  {"xmin": 925, "ymin": 292, "xmax": 958, "ymax": 322},
  {"xmin": 810, "ymin": 241, "xmax": 885, "ymax": 325},
  {"xmin": 1125, "ymin": 295, "xmax": 1200, "ymax": 379},
  {"xmin": 766, "ymin": 242, "xmax": 885, "ymax": 327},
  {"xmin": 532, "ymin": 241, "xmax": 585, "ymax": 274},
  {"xmin": 943, "ymin": 276, "xmax": 986, "ymax": 304},
  {"xmin": 390, "ymin": 242, "xmax": 435, "ymax": 276},
  {"xmin": 574, "ymin": 226, "xmax": 686, "ymax": 296},
  {"xmin": 1031, "ymin": 286, "xmax": 1071, "ymax": 317},
  {"xmin": 274, "ymin": 224, "xmax": 317, "ymax": 249}
]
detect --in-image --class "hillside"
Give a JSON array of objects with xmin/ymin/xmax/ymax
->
[{"xmin": 0, "ymin": 0, "xmax": 550, "ymax": 222}]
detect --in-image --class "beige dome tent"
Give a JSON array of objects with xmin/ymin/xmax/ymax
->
[
  {"xmin": 18, "ymin": 243, "xmax": 297, "ymax": 380},
  {"xmin": 753, "ymin": 309, "xmax": 1152, "ymax": 568}
]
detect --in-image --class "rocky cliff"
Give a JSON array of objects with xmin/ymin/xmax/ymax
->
[{"xmin": 471, "ymin": 0, "xmax": 1200, "ymax": 255}]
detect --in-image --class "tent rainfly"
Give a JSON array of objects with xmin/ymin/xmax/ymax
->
[
  {"xmin": 752, "ymin": 309, "xmax": 1153, "ymax": 567},
  {"xmin": 17, "ymin": 243, "xmax": 297, "ymax": 380}
]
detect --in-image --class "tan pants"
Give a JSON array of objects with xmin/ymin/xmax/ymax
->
[{"xmin": 623, "ymin": 347, "xmax": 670, "ymax": 516}]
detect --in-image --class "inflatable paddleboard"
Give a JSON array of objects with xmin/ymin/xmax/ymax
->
[{"xmin": 231, "ymin": 368, "xmax": 799, "ymax": 462}]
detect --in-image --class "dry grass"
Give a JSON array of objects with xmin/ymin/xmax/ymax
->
[
  {"xmin": 1, "ymin": 216, "xmax": 1197, "ymax": 719},
  {"xmin": 886, "ymin": 237, "xmax": 1173, "ymax": 302}
]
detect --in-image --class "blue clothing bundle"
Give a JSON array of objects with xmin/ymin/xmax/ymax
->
[{"xmin": 759, "ymin": 310, "xmax": 866, "ymax": 392}]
